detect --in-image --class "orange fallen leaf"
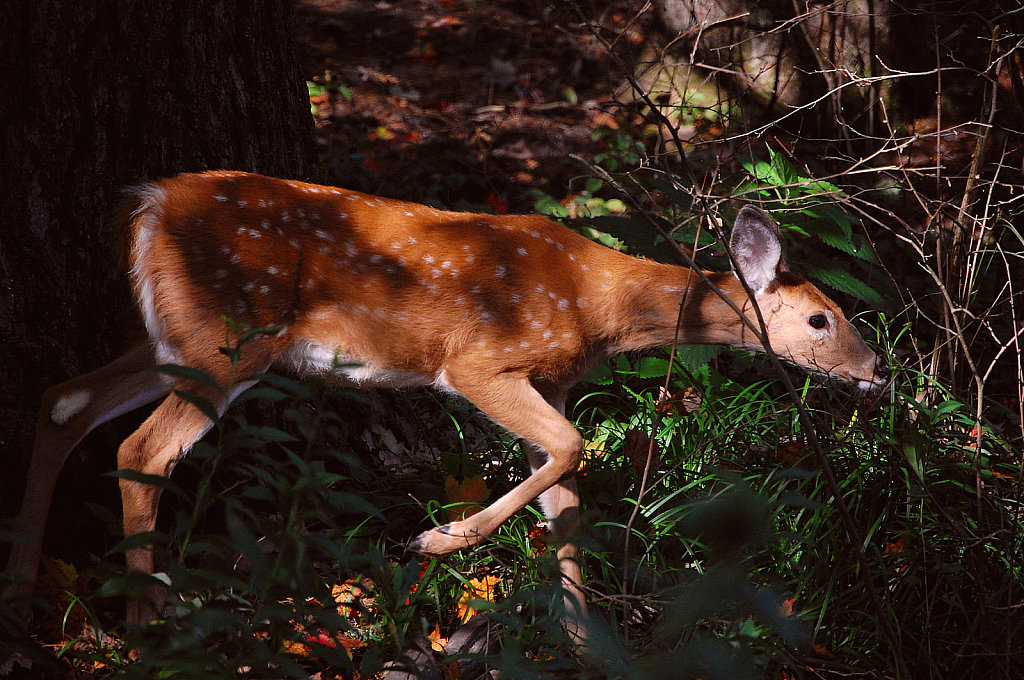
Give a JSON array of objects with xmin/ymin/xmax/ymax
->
[
  {"xmin": 811, "ymin": 643, "xmax": 835, "ymax": 660},
  {"xmin": 428, "ymin": 623, "xmax": 448, "ymax": 652},
  {"xmin": 776, "ymin": 442, "xmax": 803, "ymax": 466},
  {"xmin": 333, "ymin": 579, "xmax": 375, "ymax": 623},
  {"xmin": 528, "ymin": 522, "xmax": 550, "ymax": 554},
  {"xmin": 780, "ymin": 598, "xmax": 795, "ymax": 617},
  {"xmin": 284, "ymin": 640, "xmax": 312, "ymax": 656},
  {"xmin": 884, "ymin": 535, "xmax": 905, "ymax": 554},
  {"xmin": 456, "ymin": 575, "xmax": 500, "ymax": 623}
]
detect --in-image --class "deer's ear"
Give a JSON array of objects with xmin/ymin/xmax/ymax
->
[{"xmin": 729, "ymin": 205, "xmax": 788, "ymax": 293}]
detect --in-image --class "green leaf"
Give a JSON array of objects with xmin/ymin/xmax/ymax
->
[
  {"xmin": 583, "ymin": 361, "xmax": 613, "ymax": 385},
  {"xmin": 155, "ymin": 363, "xmax": 223, "ymax": 391},
  {"xmin": 649, "ymin": 175, "xmax": 694, "ymax": 212},
  {"xmin": 174, "ymin": 389, "xmax": 221, "ymax": 423},
  {"xmin": 675, "ymin": 344, "xmax": 722, "ymax": 372},
  {"xmin": 533, "ymin": 194, "xmax": 568, "ymax": 217},
  {"xmin": 586, "ymin": 215, "xmax": 679, "ymax": 262},
  {"xmin": 638, "ymin": 357, "xmax": 670, "ymax": 379},
  {"xmin": 804, "ymin": 265, "xmax": 885, "ymax": 309}
]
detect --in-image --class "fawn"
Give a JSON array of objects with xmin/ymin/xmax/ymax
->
[{"xmin": 4, "ymin": 171, "xmax": 888, "ymax": 625}]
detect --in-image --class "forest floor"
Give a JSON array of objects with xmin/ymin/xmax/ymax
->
[{"xmin": 295, "ymin": 0, "xmax": 651, "ymax": 212}]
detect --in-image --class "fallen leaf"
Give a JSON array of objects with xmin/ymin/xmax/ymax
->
[
  {"xmin": 884, "ymin": 535, "xmax": 905, "ymax": 554},
  {"xmin": 811, "ymin": 643, "xmax": 835, "ymax": 660},
  {"xmin": 444, "ymin": 475, "xmax": 488, "ymax": 522},
  {"xmin": 776, "ymin": 442, "xmax": 803, "ymax": 466},
  {"xmin": 528, "ymin": 522, "xmax": 550, "ymax": 554},
  {"xmin": 428, "ymin": 623, "xmax": 448, "ymax": 652},
  {"xmin": 430, "ymin": 15, "xmax": 465, "ymax": 28},
  {"xmin": 624, "ymin": 428, "xmax": 660, "ymax": 474},
  {"xmin": 485, "ymin": 193, "xmax": 508, "ymax": 214},
  {"xmin": 284, "ymin": 640, "xmax": 312, "ymax": 656},
  {"xmin": 36, "ymin": 555, "xmax": 90, "ymax": 634},
  {"xmin": 456, "ymin": 575, "xmax": 500, "ymax": 623},
  {"xmin": 333, "ymin": 579, "xmax": 375, "ymax": 623}
]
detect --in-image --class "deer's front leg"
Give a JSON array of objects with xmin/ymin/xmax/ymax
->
[
  {"xmin": 116, "ymin": 391, "xmax": 218, "ymax": 623},
  {"xmin": 408, "ymin": 373, "xmax": 582, "ymax": 557}
]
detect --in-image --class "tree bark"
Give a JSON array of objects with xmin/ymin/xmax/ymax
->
[{"xmin": 0, "ymin": 0, "xmax": 318, "ymax": 566}]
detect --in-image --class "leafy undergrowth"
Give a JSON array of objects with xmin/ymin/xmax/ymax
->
[{"xmin": 3, "ymin": 329, "xmax": 1021, "ymax": 679}]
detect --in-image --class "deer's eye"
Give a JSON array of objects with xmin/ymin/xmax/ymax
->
[{"xmin": 808, "ymin": 313, "xmax": 828, "ymax": 330}]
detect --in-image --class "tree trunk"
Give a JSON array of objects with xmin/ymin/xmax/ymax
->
[
  {"xmin": 632, "ymin": 0, "xmax": 892, "ymax": 140},
  {"xmin": 0, "ymin": 0, "xmax": 318, "ymax": 568}
]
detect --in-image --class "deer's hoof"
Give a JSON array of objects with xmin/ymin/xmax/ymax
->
[{"xmin": 408, "ymin": 524, "xmax": 477, "ymax": 558}]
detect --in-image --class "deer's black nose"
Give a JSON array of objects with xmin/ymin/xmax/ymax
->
[{"xmin": 875, "ymin": 357, "xmax": 891, "ymax": 383}]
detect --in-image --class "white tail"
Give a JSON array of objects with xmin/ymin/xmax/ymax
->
[{"xmin": 4, "ymin": 171, "xmax": 889, "ymax": 625}]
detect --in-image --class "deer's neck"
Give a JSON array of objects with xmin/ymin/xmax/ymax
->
[{"xmin": 593, "ymin": 258, "xmax": 760, "ymax": 355}]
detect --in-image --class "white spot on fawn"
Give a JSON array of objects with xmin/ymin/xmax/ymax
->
[
  {"xmin": 557, "ymin": 299, "xmax": 569, "ymax": 310},
  {"xmin": 268, "ymin": 266, "xmax": 279, "ymax": 275},
  {"xmin": 214, "ymin": 194, "xmax": 228, "ymax": 202},
  {"xmin": 51, "ymin": 390, "xmax": 91, "ymax": 425},
  {"xmin": 495, "ymin": 265, "xmax": 507, "ymax": 277},
  {"xmin": 517, "ymin": 247, "xmax": 528, "ymax": 256}
]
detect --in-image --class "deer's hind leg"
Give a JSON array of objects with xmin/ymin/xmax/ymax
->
[{"xmin": 4, "ymin": 342, "xmax": 173, "ymax": 617}]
